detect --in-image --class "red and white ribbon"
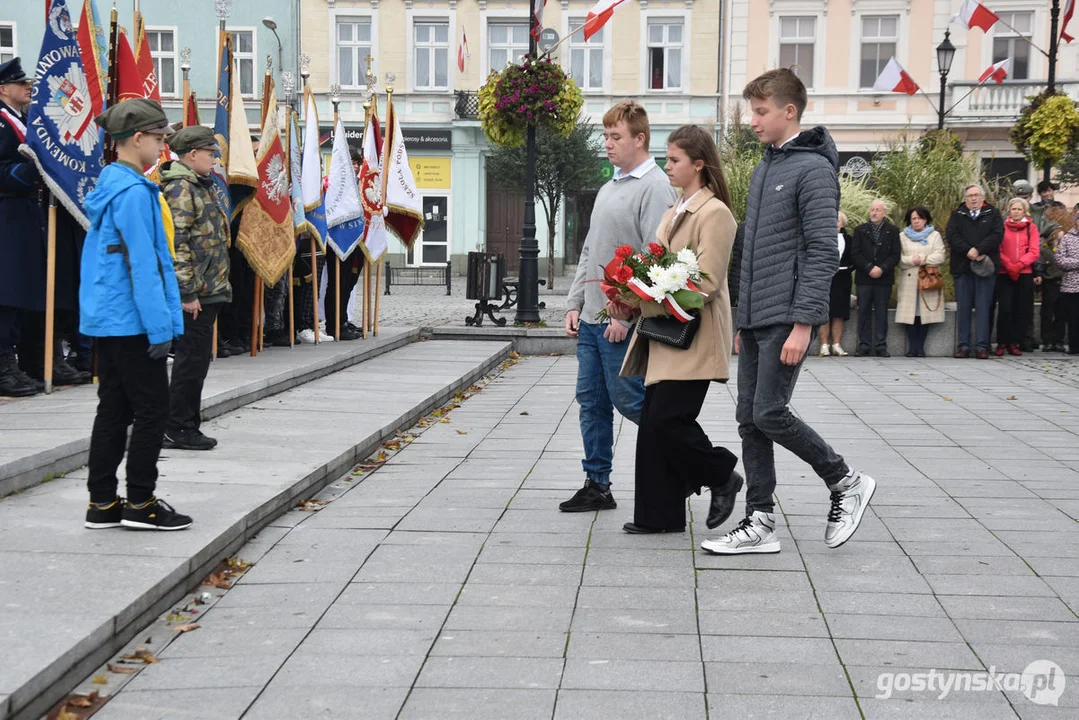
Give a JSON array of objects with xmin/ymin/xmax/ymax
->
[{"xmin": 626, "ymin": 276, "xmax": 706, "ymax": 324}]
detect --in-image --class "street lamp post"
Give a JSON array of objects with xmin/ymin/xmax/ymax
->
[
  {"xmin": 262, "ymin": 17, "xmax": 283, "ymax": 74},
  {"xmin": 514, "ymin": 23, "xmax": 541, "ymax": 324},
  {"xmin": 936, "ymin": 29, "xmax": 956, "ymax": 130}
]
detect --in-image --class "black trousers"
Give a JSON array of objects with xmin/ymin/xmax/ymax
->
[
  {"xmin": 1064, "ymin": 292, "xmax": 1079, "ymax": 354},
  {"xmin": 905, "ymin": 318, "xmax": 931, "ymax": 356},
  {"xmin": 16, "ymin": 309, "xmax": 79, "ymax": 379},
  {"xmin": 219, "ymin": 247, "xmax": 254, "ymax": 344},
  {"xmin": 634, "ymin": 380, "xmax": 738, "ymax": 531},
  {"xmin": 0, "ymin": 305, "xmax": 19, "ymax": 355},
  {"xmin": 293, "ymin": 249, "xmax": 326, "ymax": 331},
  {"xmin": 996, "ymin": 274, "xmax": 1035, "ymax": 347},
  {"xmin": 856, "ymin": 284, "xmax": 891, "ymax": 352},
  {"xmin": 1041, "ymin": 280, "xmax": 1066, "ymax": 346},
  {"xmin": 264, "ymin": 275, "xmax": 289, "ymax": 332},
  {"xmin": 87, "ymin": 335, "xmax": 169, "ymax": 504},
  {"xmin": 168, "ymin": 303, "xmax": 220, "ymax": 433},
  {"xmin": 324, "ymin": 255, "xmax": 362, "ymax": 334}
]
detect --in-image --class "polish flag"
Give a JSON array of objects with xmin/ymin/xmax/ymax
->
[
  {"xmin": 1063, "ymin": 0, "xmax": 1075, "ymax": 43},
  {"xmin": 872, "ymin": 57, "xmax": 919, "ymax": 96},
  {"xmin": 978, "ymin": 57, "xmax": 1012, "ymax": 84},
  {"xmin": 531, "ymin": 0, "xmax": 546, "ymax": 41},
  {"xmin": 584, "ymin": 0, "xmax": 628, "ymax": 41},
  {"xmin": 953, "ymin": 0, "xmax": 998, "ymax": 33},
  {"xmin": 457, "ymin": 28, "xmax": 469, "ymax": 72}
]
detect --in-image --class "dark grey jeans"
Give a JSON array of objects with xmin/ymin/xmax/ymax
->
[{"xmin": 736, "ymin": 324, "xmax": 849, "ymax": 515}]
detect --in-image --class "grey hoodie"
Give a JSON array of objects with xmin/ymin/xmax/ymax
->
[{"xmin": 737, "ymin": 126, "xmax": 840, "ymax": 330}]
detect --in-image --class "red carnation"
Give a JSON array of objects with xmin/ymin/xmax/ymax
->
[
  {"xmin": 648, "ymin": 242, "xmax": 665, "ymax": 256},
  {"xmin": 614, "ymin": 266, "xmax": 634, "ymax": 284},
  {"xmin": 614, "ymin": 245, "xmax": 635, "ymax": 260}
]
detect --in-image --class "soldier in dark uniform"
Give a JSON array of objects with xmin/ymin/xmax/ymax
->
[{"xmin": 0, "ymin": 58, "xmax": 45, "ymax": 396}]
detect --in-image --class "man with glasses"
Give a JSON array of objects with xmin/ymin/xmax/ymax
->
[{"xmin": 946, "ymin": 185, "xmax": 1003, "ymax": 359}]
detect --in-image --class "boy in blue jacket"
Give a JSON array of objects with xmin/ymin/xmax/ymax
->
[{"xmin": 81, "ymin": 99, "xmax": 192, "ymax": 531}]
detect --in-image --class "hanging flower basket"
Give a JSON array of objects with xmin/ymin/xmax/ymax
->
[
  {"xmin": 478, "ymin": 56, "xmax": 584, "ymax": 148},
  {"xmin": 1010, "ymin": 90, "xmax": 1079, "ymax": 166}
]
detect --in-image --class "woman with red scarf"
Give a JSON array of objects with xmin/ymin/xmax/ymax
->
[{"xmin": 996, "ymin": 197, "xmax": 1041, "ymax": 356}]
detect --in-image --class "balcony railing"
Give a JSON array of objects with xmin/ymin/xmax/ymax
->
[
  {"xmin": 947, "ymin": 79, "xmax": 1079, "ymax": 121},
  {"xmin": 454, "ymin": 90, "xmax": 480, "ymax": 120}
]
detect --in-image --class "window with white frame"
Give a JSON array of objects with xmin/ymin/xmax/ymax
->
[
  {"xmin": 647, "ymin": 21, "xmax": 683, "ymax": 91},
  {"xmin": 414, "ymin": 21, "xmax": 449, "ymax": 90},
  {"xmin": 779, "ymin": 17, "xmax": 815, "ymax": 88},
  {"xmin": 488, "ymin": 22, "xmax": 528, "ymax": 72},
  {"xmin": 0, "ymin": 24, "xmax": 14, "ymax": 65},
  {"xmin": 859, "ymin": 15, "xmax": 898, "ymax": 88},
  {"xmin": 568, "ymin": 19, "xmax": 604, "ymax": 91},
  {"xmin": 146, "ymin": 29, "xmax": 177, "ymax": 97},
  {"xmin": 337, "ymin": 19, "xmax": 372, "ymax": 88},
  {"xmin": 993, "ymin": 11, "xmax": 1033, "ymax": 80},
  {"xmin": 228, "ymin": 29, "xmax": 255, "ymax": 97}
]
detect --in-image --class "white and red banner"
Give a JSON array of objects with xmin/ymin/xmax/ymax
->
[
  {"xmin": 625, "ymin": 277, "xmax": 704, "ymax": 324},
  {"xmin": 872, "ymin": 57, "xmax": 919, "ymax": 96},
  {"xmin": 381, "ymin": 100, "xmax": 424, "ymax": 250},
  {"xmin": 584, "ymin": 0, "xmax": 628, "ymax": 41},
  {"xmin": 953, "ymin": 0, "xmax": 998, "ymax": 33},
  {"xmin": 359, "ymin": 104, "xmax": 388, "ymax": 263},
  {"xmin": 978, "ymin": 57, "xmax": 1012, "ymax": 84},
  {"xmin": 457, "ymin": 28, "xmax": 469, "ymax": 72},
  {"xmin": 531, "ymin": 0, "xmax": 546, "ymax": 41},
  {"xmin": 1063, "ymin": 0, "xmax": 1075, "ymax": 43}
]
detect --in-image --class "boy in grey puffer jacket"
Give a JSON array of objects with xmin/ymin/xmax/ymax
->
[{"xmin": 701, "ymin": 69, "xmax": 877, "ymax": 557}]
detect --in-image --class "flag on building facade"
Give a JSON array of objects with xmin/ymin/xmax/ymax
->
[
  {"xmin": 359, "ymin": 101, "xmax": 387, "ymax": 262},
  {"xmin": 301, "ymin": 88, "xmax": 327, "ymax": 248},
  {"xmin": 324, "ymin": 118, "xmax": 366, "ymax": 261},
  {"xmin": 872, "ymin": 57, "xmax": 919, "ymax": 95},
  {"xmin": 978, "ymin": 57, "xmax": 1012, "ymax": 84},
  {"xmin": 531, "ymin": 0, "xmax": 547, "ymax": 41},
  {"xmin": 381, "ymin": 99, "xmax": 423, "ymax": 250},
  {"xmin": 236, "ymin": 78, "xmax": 295, "ymax": 284},
  {"xmin": 75, "ymin": 0, "xmax": 107, "ymax": 117},
  {"xmin": 584, "ymin": 0, "xmax": 628, "ymax": 41},
  {"xmin": 1063, "ymin": 0, "xmax": 1075, "ymax": 43},
  {"xmin": 953, "ymin": 0, "xmax": 998, "ymax": 33},
  {"xmin": 457, "ymin": 28, "xmax": 470, "ymax": 73},
  {"xmin": 20, "ymin": 0, "xmax": 103, "ymax": 229}
]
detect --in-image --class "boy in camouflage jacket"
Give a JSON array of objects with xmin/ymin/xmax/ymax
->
[{"xmin": 160, "ymin": 126, "xmax": 231, "ymax": 451}]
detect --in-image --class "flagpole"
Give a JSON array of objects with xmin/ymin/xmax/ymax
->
[
  {"xmin": 1046, "ymin": 0, "xmax": 1062, "ymax": 183},
  {"xmin": 249, "ymin": 57, "xmax": 273, "ymax": 358},
  {"xmin": 375, "ymin": 78, "xmax": 394, "ymax": 338},
  {"xmin": 993, "ymin": 15, "xmax": 1050, "ymax": 58},
  {"xmin": 283, "ymin": 72, "xmax": 297, "ymax": 347},
  {"xmin": 541, "ymin": 19, "xmax": 589, "ymax": 59},
  {"xmin": 363, "ymin": 56, "xmax": 376, "ymax": 339},
  {"xmin": 330, "ymin": 83, "xmax": 342, "ymax": 344},
  {"xmin": 300, "ymin": 58, "xmax": 321, "ymax": 344},
  {"xmin": 43, "ymin": 194, "xmax": 57, "ymax": 394},
  {"xmin": 361, "ymin": 90, "xmax": 371, "ymax": 339}
]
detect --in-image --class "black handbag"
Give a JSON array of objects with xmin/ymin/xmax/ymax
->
[{"xmin": 636, "ymin": 310, "xmax": 701, "ymax": 349}]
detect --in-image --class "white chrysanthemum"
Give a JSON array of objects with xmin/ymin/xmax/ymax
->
[{"xmin": 676, "ymin": 248, "xmax": 701, "ymax": 277}]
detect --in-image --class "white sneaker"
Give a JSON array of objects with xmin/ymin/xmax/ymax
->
[
  {"xmin": 700, "ymin": 511, "xmax": 781, "ymax": 555},
  {"xmin": 819, "ymin": 344, "xmax": 831, "ymax": 357},
  {"xmin": 831, "ymin": 344, "xmax": 849, "ymax": 356},
  {"xmin": 297, "ymin": 329, "xmax": 335, "ymax": 344},
  {"xmin": 825, "ymin": 470, "xmax": 877, "ymax": 548}
]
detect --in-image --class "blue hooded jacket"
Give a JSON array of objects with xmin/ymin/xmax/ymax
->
[{"xmin": 79, "ymin": 162, "xmax": 184, "ymax": 344}]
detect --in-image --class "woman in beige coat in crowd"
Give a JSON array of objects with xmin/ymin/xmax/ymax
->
[
  {"xmin": 612, "ymin": 125, "xmax": 742, "ymax": 534},
  {"xmin": 895, "ymin": 206, "xmax": 946, "ymax": 356}
]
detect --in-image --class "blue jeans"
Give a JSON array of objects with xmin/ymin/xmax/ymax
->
[
  {"xmin": 954, "ymin": 272, "xmax": 996, "ymax": 351},
  {"xmin": 736, "ymin": 325, "xmax": 849, "ymax": 515},
  {"xmin": 576, "ymin": 321, "xmax": 645, "ymax": 490}
]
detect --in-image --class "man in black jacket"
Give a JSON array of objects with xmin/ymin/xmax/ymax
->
[
  {"xmin": 946, "ymin": 185, "xmax": 1004, "ymax": 359},
  {"xmin": 851, "ymin": 200, "xmax": 901, "ymax": 357}
]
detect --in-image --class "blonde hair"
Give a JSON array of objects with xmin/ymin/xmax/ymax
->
[
  {"xmin": 1008, "ymin": 197, "xmax": 1030, "ymax": 215},
  {"xmin": 837, "ymin": 211, "xmax": 847, "ymax": 228}
]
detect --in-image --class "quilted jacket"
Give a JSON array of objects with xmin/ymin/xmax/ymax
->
[{"xmin": 736, "ymin": 126, "xmax": 840, "ymax": 330}]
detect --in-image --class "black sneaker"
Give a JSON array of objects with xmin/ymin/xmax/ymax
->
[
  {"xmin": 163, "ymin": 429, "xmax": 216, "ymax": 451},
  {"xmin": 559, "ymin": 481, "xmax": 616, "ymax": 512},
  {"xmin": 122, "ymin": 497, "xmax": 193, "ymax": 531},
  {"xmin": 194, "ymin": 430, "xmax": 219, "ymax": 448},
  {"xmin": 85, "ymin": 496, "xmax": 124, "ymax": 529},
  {"xmin": 338, "ymin": 323, "xmax": 362, "ymax": 341}
]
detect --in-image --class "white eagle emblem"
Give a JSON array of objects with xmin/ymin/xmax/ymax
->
[
  {"xmin": 359, "ymin": 162, "xmax": 383, "ymax": 215},
  {"xmin": 49, "ymin": 4, "xmax": 74, "ymax": 40},
  {"xmin": 261, "ymin": 154, "xmax": 288, "ymax": 203},
  {"xmin": 44, "ymin": 67, "xmax": 98, "ymax": 155}
]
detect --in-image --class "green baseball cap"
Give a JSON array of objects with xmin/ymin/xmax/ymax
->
[
  {"xmin": 168, "ymin": 126, "xmax": 218, "ymax": 155},
  {"xmin": 94, "ymin": 98, "xmax": 172, "ymax": 139}
]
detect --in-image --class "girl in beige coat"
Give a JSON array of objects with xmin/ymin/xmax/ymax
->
[
  {"xmin": 612, "ymin": 125, "xmax": 742, "ymax": 534},
  {"xmin": 895, "ymin": 206, "xmax": 946, "ymax": 357}
]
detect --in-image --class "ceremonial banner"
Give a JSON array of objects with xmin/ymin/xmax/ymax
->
[
  {"xmin": 301, "ymin": 87, "xmax": 327, "ymax": 248},
  {"xmin": 287, "ymin": 108, "xmax": 310, "ymax": 241},
  {"xmin": 183, "ymin": 89, "xmax": 200, "ymax": 127},
  {"xmin": 209, "ymin": 33, "xmax": 232, "ymax": 217},
  {"xmin": 325, "ymin": 117, "xmax": 365, "ymax": 261},
  {"xmin": 21, "ymin": 0, "xmax": 103, "ymax": 229},
  {"xmin": 236, "ymin": 79, "xmax": 294, "ymax": 284},
  {"xmin": 381, "ymin": 99, "xmax": 423, "ymax": 250},
  {"xmin": 134, "ymin": 9, "xmax": 171, "ymax": 178},
  {"xmin": 226, "ymin": 64, "xmax": 258, "ymax": 219},
  {"xmin": 114, "ymin": 29, "xmax": 143, "ymax": 101},
  {"xmin": 359, "ymin": 102, "xmax": 387, "ymax": 262},
  {"xmin": 75, "ymin": 0, "xmax": 107, "ymax": 116}
]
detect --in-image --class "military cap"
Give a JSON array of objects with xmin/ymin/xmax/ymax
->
[
  {"xmin": 1013, "ymin": 179, "xmax": 1034, "ymax": 197},
  {"xmin": 168, "ymin": 126, "xmax": 218, "ymax": 155},
  {"xmin": 93, "ymin": 98, "xmax": 173, "ymax": 139},
  {"xmin": 0, "ymin": 57, "xmax": 30, "ymax": 85}
]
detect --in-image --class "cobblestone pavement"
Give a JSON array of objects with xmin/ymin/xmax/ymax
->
[{"xmin": 87, "ymin": 354, "xmax": 1079, "ymax": 719}]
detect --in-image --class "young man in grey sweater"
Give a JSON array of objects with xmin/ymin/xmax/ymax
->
[{"xmin": 560, "ymin": 101, "xmax": 677, "ymax": 512}]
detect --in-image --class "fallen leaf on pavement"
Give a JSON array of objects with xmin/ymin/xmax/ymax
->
[
  {"xmin": 66, "ymin": 695, "xmax": 94, "ymax": 708},
  {"xmin": 91, "ymin": 675, "xmax": 108, "ymax": 685},
  {"xmin": 297, "ymin": 499, "xmax": 328, "ymax": 513},
  {"xmin": 384, "ymin": 439, "xmax": 402, "ymax": 451},
  {"xmin": 520, "ymin": 411, "xmax": 529, "ymax": 416},
  {"xmin": 201, "ymin": 572, "xmax": 234, "ymax": 588},
  {"xmin": 456, "ymin": 430, "xmax": 467, "ymax": 435},
  {"xmin": 440, "ymin": 417, "xmax": 451, "ymax": 423},
  {"xmin": 1006, "ymin": 396, "xmax": 1017, "ymax": 401},
  {"xmin": 107, "ymin": 663, "xmax": 137, "ymax": 674},
  {"xmin": 943, "ymin": 397, "xmax": 952, "ymax": 402},
  {"xmin": 376, "ymin": 451, "xmax": 388, "ymax": 462},
  {"xmin": 172, "ymin": 623, "xmax": 200, "ymax": 633},
  {"xmin": 119, "ymin": 647, "xmax": 158, "ymax": 664},
  {"xmin": 56, "ymin": 710, "xmax": 79, "ymax": 720}
]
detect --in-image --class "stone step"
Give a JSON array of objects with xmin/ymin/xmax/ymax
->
[
  {"xmin": 0, "ymin": 328, "xmax": 419, "ymax": 498},
  {"xmin": 0, "ymin": 338, "xmax": 512, "ymax": 720}
]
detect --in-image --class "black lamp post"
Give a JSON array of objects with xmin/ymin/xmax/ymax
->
[
  {"xmin": 514, "ymin": 7, "xmax": 542, "ymax": 324},
  {"xmin": 936, "ymin": 29, "xmax": 956, "ymax": 130},
  {"xmin": 262, "ymin": 17, "xmax": 283, "ymax": 74}
]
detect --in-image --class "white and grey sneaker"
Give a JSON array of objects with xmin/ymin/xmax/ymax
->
[
  {"xmin": 700, "ymin": 511, "xmax": 781, "ymax": 555},
  {"xmin": 825, "ymin": 469, "xmax": 877, "ymax": 548}
]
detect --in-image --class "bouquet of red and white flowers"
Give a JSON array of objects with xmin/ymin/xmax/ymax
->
[{"xmin": 597, "ymin": 242, "xmax": 709, "ymax": 322}]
